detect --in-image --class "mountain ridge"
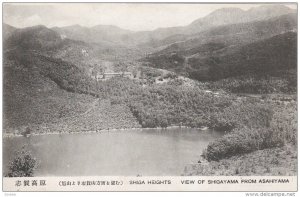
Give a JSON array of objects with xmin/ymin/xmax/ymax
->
[{"xmin": 13, "ymin": 4, "xmax": 292, "ymax": 46}]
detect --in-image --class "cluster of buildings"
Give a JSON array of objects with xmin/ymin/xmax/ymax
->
[{"xmin": 94, "ymin": 72, "xmax": 133, "ymax": 81}]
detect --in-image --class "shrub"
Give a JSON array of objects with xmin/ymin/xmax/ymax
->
[
  {"xmin": 164, "ymin": 72, "xmax": 177, "ymax": 79},
  {"xmin": 21, "ymin": 127, "xmax": 32, "ymax": 137},
  {"xmin": 204, "ymin": 127, "xmax": 284, "ymax": 161},
  {"xmin": 6, "ymin": 147, "xmax": 38, "ymax": 177},
  {"xmin": 269, "ymin": 102, "xmax": 297, "ymax": 145}
]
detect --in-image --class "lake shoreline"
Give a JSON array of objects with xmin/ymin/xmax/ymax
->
[
  {"xmin": 4, "ymin": 125, "xmax": 220, "ymax": 177},
  {"xmin": 3, "ymin": 125, "xmax": 210, "ymax": 138}
]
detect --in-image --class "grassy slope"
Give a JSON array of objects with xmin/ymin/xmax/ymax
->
[{"xmin": 184, "ymin": 145, "xmax": 297, "ymax": 176}]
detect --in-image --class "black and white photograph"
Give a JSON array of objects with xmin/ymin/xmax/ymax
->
[{"xmin": 2, "ymin": 2, "xmax": 298, "ymax": 192}]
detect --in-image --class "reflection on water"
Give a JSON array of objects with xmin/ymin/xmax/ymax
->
[{"xmin": 3, "ymin": 128, "xmax": 223, "ymax": 176}]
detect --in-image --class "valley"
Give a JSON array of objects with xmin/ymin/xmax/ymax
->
[{"xmin": 3, "ymin": 4, "xmax": 297, "ymax": 176}]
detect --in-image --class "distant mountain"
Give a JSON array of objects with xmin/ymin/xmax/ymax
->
[
  {"xmin": 91, "ymin": 24, "xmax": 133, "ymax": 35},
  {"xmin": 185, "ymin": 8, "xmax": 246, "ymax": 34},
  {"xmin": 188, "ymin": 5, "xmax": 295, "ymax": 33},
  {"xmin": 52, "ymin": 25, "xmax": 89, "ymax": 40},
  {"xmin": 4, "ymin": 25, "xmax": 91, "ymax": 65},
  {"xmin": 4, "ymin": 24, "xmax": 145, "ymax": 66},
  {"xmin": 143, "ymin": 5, "xmax": 296, "ymax": 46},
  {"xmin": 52, "ymin": 24, "xmax": 134, "ymax": 45},
  {"xmin": 246, "ymin": 4, "xmax": 296, "ymax": 21},
  {"xmin": 48, "ymin": 5, "xmax": 295, "ymax": 47},
  {"xmin": 150, "ymin": 13, "xmax": 296, "ymax": 56}
]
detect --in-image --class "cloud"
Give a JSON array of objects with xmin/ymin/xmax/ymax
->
[{"xmin": 23, "ymin": 14, "xmax": 43, "ymax": 27}]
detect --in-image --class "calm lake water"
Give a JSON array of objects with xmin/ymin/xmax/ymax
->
[{"xmin": 3, "ymin": 128, "xmax": 223, "ymax": 176}]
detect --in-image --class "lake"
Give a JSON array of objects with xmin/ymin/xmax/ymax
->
[{"xmin": 3, "ymin": 128, "xmax": 223, "ymax": 176}]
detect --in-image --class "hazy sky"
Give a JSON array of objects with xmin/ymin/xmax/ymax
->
[{"xmin": 3, "ymin": 3, "xmax": 297, "ymax": 31}]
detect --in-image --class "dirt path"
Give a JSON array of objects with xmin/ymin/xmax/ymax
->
[{"xmin": 81, "ymin": 98, "xmax": 100, "ymax": 116}]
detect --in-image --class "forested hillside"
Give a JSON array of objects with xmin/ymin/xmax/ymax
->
[{"xmin": 3, "ymin": 4, "xmax": 297, "ymax": 177}]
